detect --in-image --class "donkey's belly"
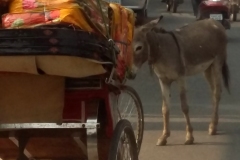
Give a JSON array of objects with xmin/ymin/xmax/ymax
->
[{"xmin": 185, "ymin": 59, "xmax": 213, "ymax": 76}]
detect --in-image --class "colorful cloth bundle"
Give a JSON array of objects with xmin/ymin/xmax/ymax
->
[
  {"xmin": 0, "ymin": 0, "xmax": 135, "ymax": 81},
  {"xmin": 2, "ymin": 0, "xmax": 110, "ymax": 36},
  {"xmin": 109, "ymin": 3, "xmax": 135, "ymax": 80}
]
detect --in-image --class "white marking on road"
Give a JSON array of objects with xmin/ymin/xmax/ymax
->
[{"xmin": 144, "ymin": 117, "xmax": 240, "ymax": 123}]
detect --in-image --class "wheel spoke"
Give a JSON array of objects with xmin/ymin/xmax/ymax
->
[
  {"xmin": 108, "ymin": 119, "xmax": 139, "ymax": 160},
  {"xmin": 113, "ymin": 85, "xmax": 144, "ymax": 155}
]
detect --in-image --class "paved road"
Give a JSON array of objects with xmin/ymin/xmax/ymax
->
[{"xmin": 127, "ymin": 0, "xmax": 240, "ymax": 159}]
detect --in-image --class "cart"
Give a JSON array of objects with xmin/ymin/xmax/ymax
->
[
  {"xmin": 0, "ymin": 1, "xmax": 143, "ymax": 159},
  {"xmin": 0, "ymin": 27, "xmax": 144, "ymax": 160}
]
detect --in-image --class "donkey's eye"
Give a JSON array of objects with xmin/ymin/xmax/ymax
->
[{"xmin": 136, "ymin": 46, "xmax": 142, "ymax": 51}]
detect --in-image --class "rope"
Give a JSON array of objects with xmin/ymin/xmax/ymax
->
[{"xmin": 95, "ymin": 0, "xmax": 110, "ymax": 39}]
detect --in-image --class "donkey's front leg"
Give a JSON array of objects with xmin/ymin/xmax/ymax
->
[
  {"xmin": 156, "ymin": 78, "xmax": 172, "ymax": 146},
  {"xmin": 177, "ymin": 78, "xmax": 194, "ymax": 145}
]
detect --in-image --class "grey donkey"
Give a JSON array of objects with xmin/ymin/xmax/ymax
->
[{"xmin": 129, "ymin": 16, "xmax": 230, "ymax": 146}]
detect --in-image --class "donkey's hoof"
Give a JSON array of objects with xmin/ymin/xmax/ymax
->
[
  {"xmin": 209, "ymin": 124, "xmax": 217, "ymax": 135},
  {"xmin": 209, "ymin": 129, "xmax": 217, "ymax": 135},
  {"xmin": 156, "ymin": 139, "xmax": 167, "ymax": 146},
  {"xmin": 184, "ymin": 139, "xmax": 194, "ymax": 145}
]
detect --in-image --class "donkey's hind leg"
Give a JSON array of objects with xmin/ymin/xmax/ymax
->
[
  {"xmin": 177, "ymin": 78, "xmax": 194, "ymax": 145},
  {"xmin": 204, "ymin": 64, "xmax": 222, "ymax": 135},
  {"xmin": 156, "ymin": 78, "xmax": 172, "ymax": 146}
]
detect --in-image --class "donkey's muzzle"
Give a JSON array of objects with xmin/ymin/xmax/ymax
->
[{"xmin": 127, "ymin": 72, "xmax": 137, "ymax": 80}]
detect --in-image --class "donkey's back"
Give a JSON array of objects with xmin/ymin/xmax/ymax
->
[{"xmin": 174, "ymin": 19, "xmax": 227, "ymax": 76}]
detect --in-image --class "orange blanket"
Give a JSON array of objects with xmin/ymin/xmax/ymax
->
[
  {"xmin": 109, "ymin": 3, "xmax": 135, "ymax": 80},
  {"xmin": 3, "ymin": 0, "xmax": 109, "ymax": 36}
]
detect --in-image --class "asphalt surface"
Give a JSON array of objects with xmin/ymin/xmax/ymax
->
[{"xmin": 126, "ymin": 0, "xmax": 240, "ymax": 159}]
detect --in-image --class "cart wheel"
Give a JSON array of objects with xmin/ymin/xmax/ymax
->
[
  {"xmin": 108, "ymin": 119, "xmax": 138, "ymax": 160},
  {"xmin": 116, "ymin": 85, "xmax": 144, "ymax": 154}
]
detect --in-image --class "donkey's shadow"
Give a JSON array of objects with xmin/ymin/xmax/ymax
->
[{"xmin": 166, "ymin": 141, "xmax": 231, "ymax": 146}]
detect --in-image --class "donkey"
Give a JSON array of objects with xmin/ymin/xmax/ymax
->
[{"xmin": 129, "ymin": 16, "xmax": 230, "ymax": 146}]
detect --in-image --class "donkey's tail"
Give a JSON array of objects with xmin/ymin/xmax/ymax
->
[{"xmin": 222, "ymin": 61, "xmax": 230, "ymax": 94}]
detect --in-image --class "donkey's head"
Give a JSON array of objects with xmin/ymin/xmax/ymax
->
[{"xmin": 128, "ymin": 16, "xmax": 163, "ymax": 79}]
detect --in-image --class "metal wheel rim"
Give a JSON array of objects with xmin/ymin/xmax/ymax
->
[
  {"xmin": 116, "ymin": 87, "xmax": 143, "ymax": 153},
  {"xmin": 115, "ymin": 127, "xmax": 135, "ymax": 160}
]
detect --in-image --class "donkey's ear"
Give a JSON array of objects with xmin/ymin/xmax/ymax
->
[
  {"xmin": 151, "ymin": 15, "xmax": 163, "ymax": 25},
  {"xmin": 141, "ymin": 15, "xmax": 163, "ymax": 32},
  {"xmin": 159, "ymin": 15, "xmax": 164, "ymax": 21},
  {"xmin": 149, "ymin": 15, "xmax": 163, "ymax": 25}
]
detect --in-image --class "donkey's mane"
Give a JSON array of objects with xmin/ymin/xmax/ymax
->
[
  {"xmin": 147, "ymin": 26, "xmax": 181, "ymax": 76},
  {"xmin": 147, "ymin": 26, "xmax": 170, "ymax": 76},
  {"xmin": 151, "ymin": 27, "xmax": 168, "ymax": 33}
]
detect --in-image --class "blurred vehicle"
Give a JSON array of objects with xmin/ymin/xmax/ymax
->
[
  {"xmin": 108, "ymin": 0, "xmax": 149, "ymax": 25},
  {"xmin": 197, "ymin": 0, "xmax": 231, "ymax": 29}
]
